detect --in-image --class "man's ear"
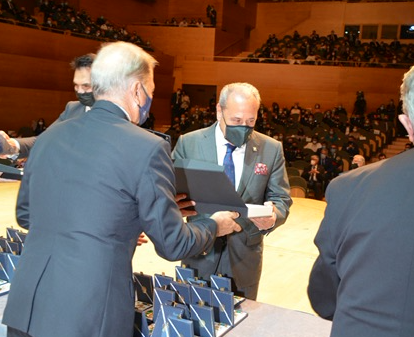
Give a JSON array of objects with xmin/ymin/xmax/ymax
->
[
  {"xmin": 216, "ymin": 103, "xmax": 222, "ymax": 122},
  {"xmin": 399, "ymin": 114, "xmax": 414, "ymax": 142}
]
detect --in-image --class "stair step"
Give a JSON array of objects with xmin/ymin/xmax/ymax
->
[{"xmin": 387, "ymin": 144, "xmax": 407, "ymax": 150}]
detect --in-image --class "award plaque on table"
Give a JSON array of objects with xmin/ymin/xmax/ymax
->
[
  {"xmin": 168, "ymin": 316, "xmax": 194, "ymax": 337},
  {"xmin": 174, "ymin": 159, "xmax": 273, "ymax": 218},
  {"xmin": 170, "ymin": 281, "xmax": 191, "ymax": 305},
  {"xmin": 175, "ymin": 265, "xmax": 195, "ymax": 283},
  {"xmin": 134, "ymin": 309, "xmax": 151, "ymax": 337},
  {"xmin": 153, "ymin": 288, "xmax": 176, "ymax": 322},
  {"xmin": 133, "ymin": 272, "xmax": 153, "ymax": 312},
  {"xmin": 190, "ymin": 303, "xmax": 215, "ymax": 337},
  {"xmin": 154, "ymin": 273, "xmax": 174, "ymax": 289},
  {"xmin": 0, "ymin": 253, "xmax": 20, "ymax": 296},
  {"xmin": 0, "ymin": 238, "xmax": 19, "ymax": 255},
  {"xmin": 190, "ymin": 284, "xmax": 212, "ymax": 307},
  {"xmin": 210, "ymin": 274, "xmax": 245, "ymax": 307},
  {"xmin": 211, "ymin": 289, "xmax": 234, "ymax": 326},
  {"xmin": 151, "ymin": 304, "xmax": 184, "ymax": 337}
]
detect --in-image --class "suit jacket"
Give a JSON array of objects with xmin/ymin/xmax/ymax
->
[
  {"xmin": 172, "ymin": 123, "xmax": 292, "ymax": 289},
  {"xmin": 17, "ymin": 101, "xmax": 86, "ymax": 158},
  {"xmin": 308, "ymin": 151, "xmax": 414, "ymax": 337},
  {"xmin": 3, "ymin": 100, "xmax": 218, "ymax": 337}
]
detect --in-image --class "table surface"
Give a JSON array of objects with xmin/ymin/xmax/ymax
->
[{"xmin": 228, "ymin": 299, "xmax": 332, "ymax": 336}]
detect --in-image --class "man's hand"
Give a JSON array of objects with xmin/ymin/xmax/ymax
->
[
  {"xmin": 210, "ymin": 211, "xmax": 242, "ymax": 237},
  {"xmin": 0, "ymin": 131, "xmax": 19, "ymax": 156},
  {"xmin": 175, "ymin": 193, "xmax": 197, "ymax": 217},
  {"xmin": 251, "ymin": 201, "xmax": 277, "ymax": 231},
  {"xmin": 137, "ymin": 233, "xmax": 148, "ymax": 246}
]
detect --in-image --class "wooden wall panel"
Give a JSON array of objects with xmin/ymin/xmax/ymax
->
[
  {"xmin": 0, "ymin": 53, "xmax": 73, "ymax": 91},
  {"xmin": 126, "ymin": 25, "xmax": 216, "ymax": 57},
  {"xmin": 181, "ymin": 60, "xmax": 405, "ymax": 114},
  {"xmin": 0, "ymin": 87, "xmax": 75, "ymax": 132}
]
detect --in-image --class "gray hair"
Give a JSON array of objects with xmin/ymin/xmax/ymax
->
[
  {"xmin": 218, "ymin": 82, "xmax": 261, "ymax": 110},
  {"xmin": 400, "ymin": 65, "xmax": 414, "ymax": 124},
  {"xmin": 92, "ymin": 42, "xmax": 158, "ymax": 98},
  {"xmin": 353, "ymin": 154, "xmax": 365, "ymax": 166}
]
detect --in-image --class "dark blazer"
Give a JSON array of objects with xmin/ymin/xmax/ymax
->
[
  {"xmin": 17, "ymin": 101, "xmax": 86, "ymax": 158},
  {"xmin": 301, "ymin": 164, "xmax": 325, "ymax": 183},
  {"xmin": 172, "ymin": 123, "xmax": 292, "ymax": 292},
  {"xmin": 3, "ymin": 100, "xmax": 218, "ymax": 337},
  {"xmin": 308, "ymin": 151, "xmax": 414, "ymax": 337}
]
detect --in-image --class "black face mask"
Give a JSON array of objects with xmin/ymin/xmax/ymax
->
[
  {"xmin": 76, "ymin": 92, "xmax": 95, "ymax": 107},
  {"xmin": 225, "ymin": 124, "xmax": 254, "ymax": 147},
  {"xmin": 350, "ymin": 163, "xmax": 358, "ymax": 170}
]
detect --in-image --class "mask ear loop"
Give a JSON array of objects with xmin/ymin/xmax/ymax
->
[{"xmin": 136, "ymin": 82, "xmax": 147, "ymax": 109}]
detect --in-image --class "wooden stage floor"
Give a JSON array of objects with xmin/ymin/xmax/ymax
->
[{"xmin": 0, "ymin": 181, "xmax": 326, "ymax": 315}]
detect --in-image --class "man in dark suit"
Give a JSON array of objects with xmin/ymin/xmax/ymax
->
[
  {"xmin": 319, "ymin": 147, "xmax": 334, "ymax": 190},
  {"xmin": 3, "ymin": 41, "xmax": 242, "ymax": 337},
  {"xmin": 301, "ymin": 154, "xmax": 325, "ymax": 200},
  {"xmin": 308, "ymin": 65, "xmax": 414, "ymax": 337},
  {"xmin": 0, "ymin": 53, "xmax": 96, "ymax": 159},
  {"xmin": 172, "ymin": 82, "xmax": 292, "ymax": 300}
]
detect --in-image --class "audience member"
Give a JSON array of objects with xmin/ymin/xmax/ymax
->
[
  {"xmin": 342, "ymin": 135, "xmax": 359, "ymax": 159},
  {"xmin": 304, "ymin": 136, "xmax": 322, "ymax": 153},
  {"xmin": 301, "ymin": 154, "xmax": 325, "ymax": 200},
  {"xmin": 324, "ymin": 128, "xmax": 339, "ymax": 144},
  {"xmin": 378, "ymin": 152, "xmax": 386, "ymax": 160},
  {"xmin": 350, "ymin": 154, "xmax": 365, "ymax": 169},
  {"xmin": 33, "ymin": 118, "xmax": 46, "ymax": 136}
]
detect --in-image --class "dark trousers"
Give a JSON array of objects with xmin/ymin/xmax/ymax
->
[
  {"xmin": 308, "ymin": 180, "xmax": 324, "ymax": 200},
  {"xmin": 7, "ymin": 327, "xmax": 32, "ymax": 337}
]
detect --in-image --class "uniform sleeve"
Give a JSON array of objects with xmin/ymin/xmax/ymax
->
[
  {"xmin": 16, "ymin": 137, "xmax": 37, "ymax": 159},
  {"xmin": 138, "ymin": 140, "xmax": 217, "ymax": 260}
]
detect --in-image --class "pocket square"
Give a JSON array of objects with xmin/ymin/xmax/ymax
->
[{"xmin": 254, "ymin": 163, "xmax": 268, "ymax": 175}]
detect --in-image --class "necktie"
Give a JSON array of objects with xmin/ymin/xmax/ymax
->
[{"xmin": 223, "ymin": 143, "xmax": 237, "ymax": 186}]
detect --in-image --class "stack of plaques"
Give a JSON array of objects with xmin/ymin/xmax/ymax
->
[
  {"xmin": 133, "ymin": 266, "xmax": 248, "ymax": 337},
  {"xmin": 0, "ymin": 227, "xmax": 26, "ymax": 295}
]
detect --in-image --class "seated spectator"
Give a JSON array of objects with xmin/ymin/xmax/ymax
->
[
  {"xmin": 285, "ymin": 139, "xmax": 304, "ymax": 164},
  {"xmin": 304, "ymin": 136, "xmax": 322, "ymax": 153},
  {"xmin": 350, "ymin": 154, "xmax": 365, "ymax": 170},
  {"xmin": 290, "ymin": 102, "xmax": 301, "ymax": 117},
  {"xmin": 313, "ymin": 103, "xmax": 322, "ymax": 114},
  {"xmin": 349, "ymin": 126, "xmax": 361, "ymax": 140},
  {"xmin": 400, "ymin": 142, "xmax": 414, "ymax": 153},
  {"xmin": 179, "ymin": 17, "xmax": 188, "ymax": 27},
  {"xmin": 378, "ymin": 153, "xmax": 387, "ymax": 160},
  {"xmin": 330, "ymin": 145, "xmax": 344, "ymax": 177},
  {"xmin": 325, "ymin": 128, "xmax": 339, "ymax": 144},
  {"xmin": 342, "ymin": 135, "xmax": 360, "ymax": 159},
  {"xmin": 293, "ymin": 30, "xmax": 301, "ymax": 41},
  {"xmin": 319, "ymin": 148, "xmax": 334, "ymax": 189},
  {"xmin": 301, "ymin": 155, "xmax": 325, "ymax": 200},
  {"xmin": 34, "ymin": 118, "xmax": 47, "ymax": 136}
]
